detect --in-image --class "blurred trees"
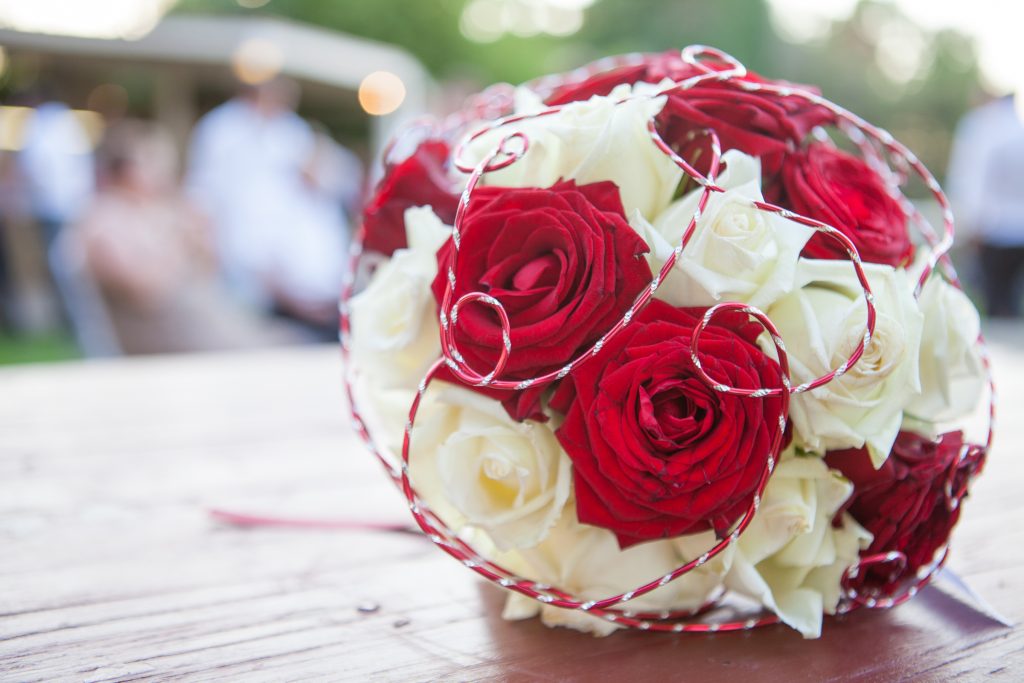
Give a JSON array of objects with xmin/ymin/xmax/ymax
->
[
  {"xmin": 177, "ymin": 0, "xmax": 989, "ymax": 181},
  {"xmin": 174, "ymin": 0, "xmax": 560, "ymax": 84},
  {"xmin": 771, "ymin": 1, "xmax": 985, "ymax": 182}
]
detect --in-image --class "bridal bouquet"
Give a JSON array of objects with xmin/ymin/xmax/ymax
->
[{"xmin": 342, "ymin": 47, "xmax": 992, "ymax": 638}]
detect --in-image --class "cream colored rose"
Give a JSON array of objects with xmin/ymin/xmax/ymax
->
[
  {"xmin": 904, "ymin": 272, "xmax": 986, "ymax": 426},
  {"xmin": 409, "ymin": 384, "xmax": 571, "ymax": 551},
  {"xmin": 350, "ymin": 206, "xmax": 449, "ymax": 388},
  {"xmin": 499, "ymin": 506, "xmax": 729, "ymax": 636},
  {"xmin": 632, "ymin": 150, "xmax": 814, "ymax": 309},
  {"xmin": 462, "ymin": 83, "xmax": 682, "ymax": 221},
  {"xmin": 725, "ymin": 455, "xmax": 871, "ymax": 638},
  {"xmin": 349, "ymin": 206, "xmax": 450, "ymax": 455},
  {"xmin": 765, "ymin": 259, "xmax": 924, "ymax": 464}
]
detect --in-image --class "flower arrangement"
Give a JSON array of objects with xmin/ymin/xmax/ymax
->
[{"xmin": 341, "ymin": 46, "xmax": 992, "ymax": 638}]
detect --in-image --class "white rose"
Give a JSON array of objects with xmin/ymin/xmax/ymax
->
[
  {"xmin": 349, "ymin": 206, "xmax": 449, "ymax": 455},
  {"xmin": 462, "ymin": 83, "xmax": 682, "ymax": 221},
  {"xmin": 349, "ymin": 206, "xmax": 449, "ymax": 388},
  {"xmin": 409, "ymin": 384, "xmax": 571, "ymax": 552},
  {"xmin": 632, "ymin": 150, "xmax": 814, "ymax": 309},
  {"xmin": 725, "ymin": 455, "xmax": 871, "ymax": 638},
  {"xmin": 765, "ymin": 259, "xmax": 924, "ymax": 464},
  {"xmin": 904, "ymin": 273, "xmax": 986, "ymax": 426},
  {"xmin": 499, "ymin": 506, "xmax": 729, "ymax": 636}
]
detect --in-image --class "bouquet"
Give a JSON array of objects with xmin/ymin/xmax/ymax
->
[{"xmin": 341, "ymin": 46, "xmax": 992, "ymax": 638}]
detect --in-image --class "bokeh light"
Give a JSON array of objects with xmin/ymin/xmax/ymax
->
[
  {"xmin": 0, "ymin": 106, "xmax": 103, "ymax": 152},
  {"xmin": 767, "ymin": 0, "xmax": 1024, "ymax": 96},
  {"xmin": 459, "ymin": 0, "xmax": 592, "ymax": 43},
  {"xmin": 358, "ymin": 71, "xmax": 406, "ymax": 116},
  {"xmin": 231, "ymin": 37, "xmax": 284, "ymax": 85},
  {"xmin": 0, "ymin": 105, "xmax": 33, "ymax": 152},
  {"xmin": 0, "ymin": 0, "xmax": 173, "ymax": 39}
]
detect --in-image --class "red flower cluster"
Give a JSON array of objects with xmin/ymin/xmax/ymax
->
[
  {"xmin": 554, "ymin": 300, "xmax": 786, "ymax": 548},
  {"xmin": 825, "ymin": 431, "xmax": 986, "ymax": 595},
  {"xmin": 347, "ymin": 46, "xmax": 991, "ymax": 637},
  {"xmin": 358, "ymin": 52, "xmax": 965, "ymax": 551},
  {"xmin": 546, "ymin": 50, "xmax": 833, "ymax": 176},
  {"xmin": 543, "ymin": 51, "xmax": 912, "ymax": 267}
]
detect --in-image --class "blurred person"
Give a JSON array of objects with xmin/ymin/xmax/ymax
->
[
  {"xmin": 186, "ymin": 78, "xmax": 357, "ymax": 337},
  {"xmin": 0, "ymin": 217, "xmax": 10, "ymax": 331},
  {"xmin": 75, "ymin": 119, "xmax": 301, "ymax": 354},
  {"xmin": 0, "ymin": 151, "xmax": 22, "ymax": 330},
  {"xmin": 948, "ymin": 93, "xmax": 1024, "ymax": 318},
  {"xmin": 268, "ymin": 127, "xmax": 362, "ymax": 338},
  {"xmin": 306, "ymin": 122, "xmax": 364, "ymax": 217},
  {"xmin": 1, "ymin": 128, "xmax": 68, "ymax": 334},
  {"xmin": 17, "ymin": 86, "xmax": 95, "ymax": 246}
]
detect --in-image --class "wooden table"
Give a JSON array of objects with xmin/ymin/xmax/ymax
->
[{"xmin": 1, "ymin": 334, "xmax": 1022, "ymax": 682}]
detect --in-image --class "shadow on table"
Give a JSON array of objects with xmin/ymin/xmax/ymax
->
[{"xmin": 474, "ymin": 580, "xmax": 1008, "ymax": 681}]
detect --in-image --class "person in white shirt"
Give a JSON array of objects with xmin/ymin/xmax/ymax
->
[
  {"xmin": 947, "ymin": 94, "xmax": 1024, "ymax": 317},
  {"xmin": 18, "ymin": 95, "xmax": 95, "ymax": 245},
  {"xmin": 185, "ymin": 78, "xmax": 356, "ymax": 333}
]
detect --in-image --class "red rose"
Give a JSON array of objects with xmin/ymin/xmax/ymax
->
[
  {"xmin": 544, "ymin": 52, "xmax": 692, "ymax": 105},
  {"xmin": 554, "ymin": 299, "xmax": 786, "ymax": 548},
  {"xmin": 544, "ymin": 51, "xmax": 833, "ymax": 175},
  {"xmin": 431, "ymin": 180, "xmax": 652, "ymax": 420},
  {"xmin": 362, "ymin": 139, "xmax": 460, "ymax": 256},
  {"xmin": 658, "ymin": 74, "xmax": 833, "ymax": 177},
  {"xmin": 825, "ymin": 431, "xmax": 985, "ymax": 595},
  {"xmin": 769, "ymin": 143, "xmax": 914, "ymax": 267}
]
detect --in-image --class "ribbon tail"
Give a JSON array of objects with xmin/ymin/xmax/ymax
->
[{"xmin": 934, "ymin": 567, "xmax": 1014, "ymax": 628}]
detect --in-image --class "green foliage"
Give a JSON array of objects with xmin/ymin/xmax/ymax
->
[
  {"xmin": 0, "ymin": 332, "xmax": 79, "ymax": 366},
  {"xmin": 573, "ymin": 0, "xmax": 776, "ymax": 69},
  {"xmin": 174, "ymin": 0, "xmax": 560, "ymax": 84},
  {"xmin": 175, "ymin": 0, "xmax": 988, "ymax": 182}
]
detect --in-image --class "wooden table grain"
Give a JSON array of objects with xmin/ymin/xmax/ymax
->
[{"xmin": 1, "ymin": 332, "xmax": 1022, "ymax": 682}]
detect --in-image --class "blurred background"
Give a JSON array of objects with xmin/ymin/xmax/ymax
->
[{"xmin": 0, "ymin": 0, "xmax": 1019, "ymax": 365}]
